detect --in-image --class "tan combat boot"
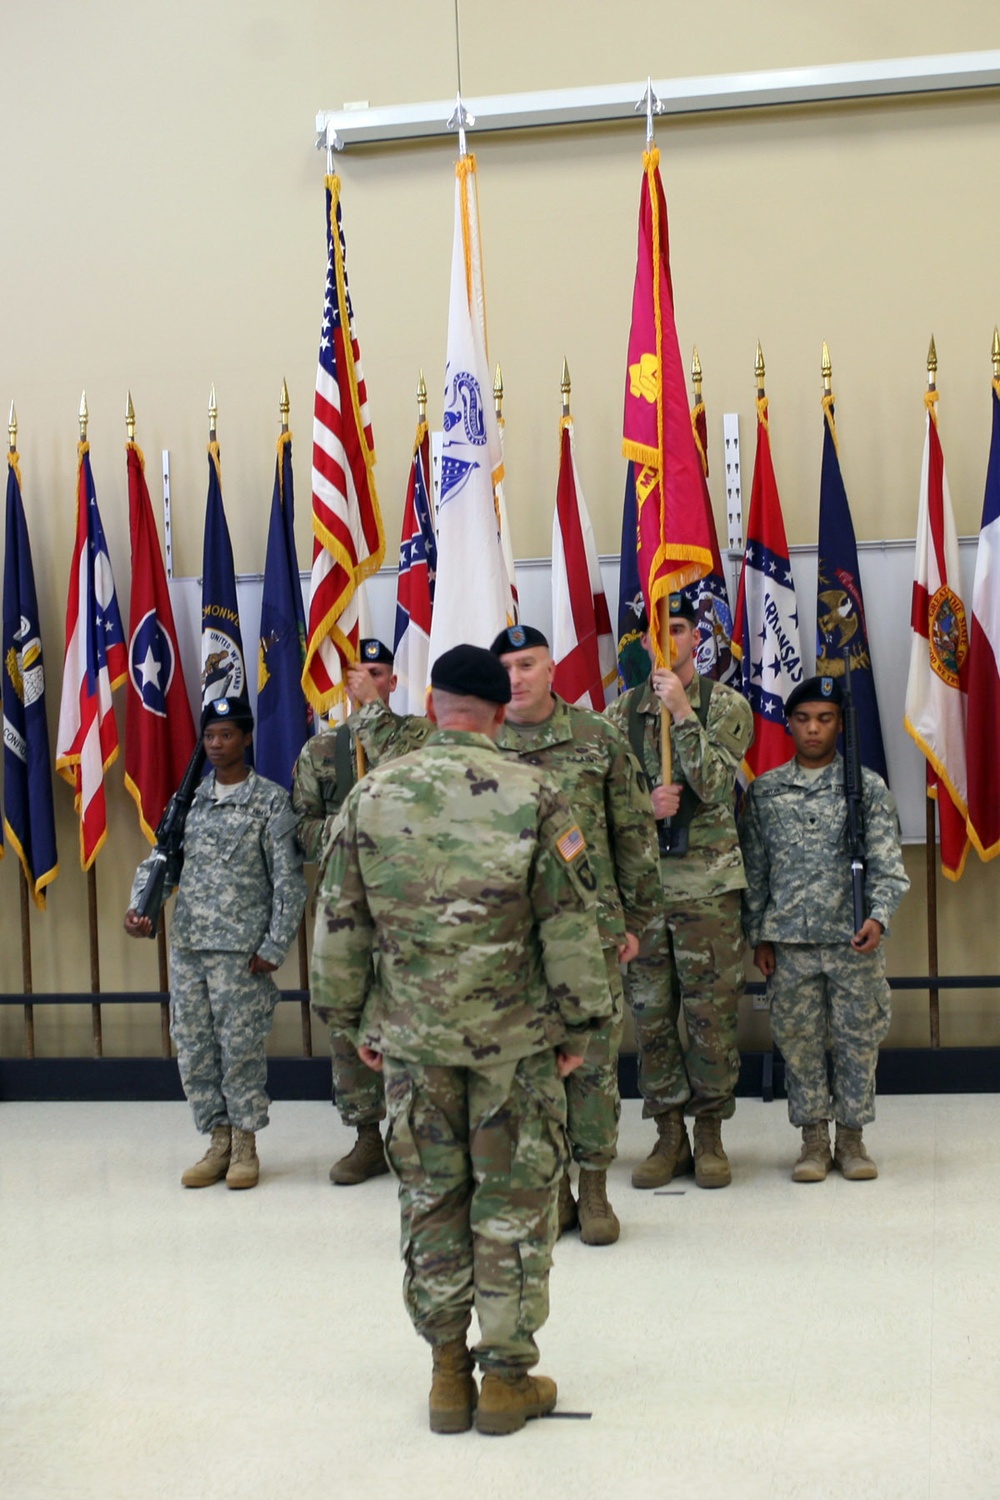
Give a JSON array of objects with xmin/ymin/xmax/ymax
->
[
  {"xmin": 226, "ymin": 1128, "xmax": 259, "ymax": 1189},
  {"xmin": 576, "ymin": 1168, "xmax": 620, "ymax": 1246},
  {"xmin": 181, "ymin": 1125, "xmax": 231, "ymax": 1188},
  {"xmin": 834, "ymin": 1124, "xmax": 878, "ymax": 1181},
  {"xmin": 428, "ymin": 1340, "xmax": 477, "ymax": 1434},
  {"xmin": 557, "ymin": 1171, "xmax": 578, "ymax": 1235},
  {"xmin": 630, "ymin": 1109, "xmax": 693, "ymax": 1189},
  {"xmin": 693, "ymin": 1116, "xmax": 731, "ymax": 1188},
  {"xmin": 791, "ymin": 1121, "xmax": 833, "ymax": 1182},
  {"xmin": 476, "ymin": 1370, "xmax": 558, "ymax": 1436},
  {"xmin": 329, "ymin": 1122, "xmax": 390, "ymax": 1185}
]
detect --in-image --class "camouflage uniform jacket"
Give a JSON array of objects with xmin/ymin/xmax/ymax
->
[
  {"xmin": 130, "ymin": 770, "xmax": 306, "ymax": 966},
  {"xmin": 606, "ymin": 673, "xmax": 753, "ymax": 902},
  {"xmin": 739, "ymin": 753, "xmax": 909, "ymax": 945},
  {"xmin": 291, "ymin": 704, "xmax": 431, "ymax": 861},
  {"xmin": 312, "ymin": 729, "xmax": 613, "ymax": 1068},
  {"xmin": 495, "ymin": 695, "xmax": 659, "ymax": 949}
]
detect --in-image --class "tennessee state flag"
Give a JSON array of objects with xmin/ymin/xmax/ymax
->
[
  {"xmin": 391, "ymin": 420, "xmax": 436, "ymax": 714},
  {"xmin": 551, "ymin": 418, "xmax": 615, "ymax": 709},
  {"xmin": 124, "ymin": 441, "xmax": 197, "ymax": 839},
  {"xmin": 622, "ymin": 148, "xmax": 713, "ymax": 663},
  {"xmin": 966, "ymin": 377, "xmax": 1000, "ymax": 860}
]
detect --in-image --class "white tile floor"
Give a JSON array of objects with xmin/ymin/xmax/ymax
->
[{"xmin": 2, "ymin": 1095, "xmax": 998, "ymax": 1500}]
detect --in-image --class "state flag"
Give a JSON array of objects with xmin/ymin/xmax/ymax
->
[
  {"xmin": 615, "ymin": 463, "xmax": 649, "ymax": 691},
  {"xmin": 966, "ymin": 378, "xmax": 1000, "ymax": 860},
  {"xmin": 200, "ymin": 442, "xmax": 247, "ymax": 708},
  {"xmin": 257, "ymin": 429, "xmax": 311, "ymax": 791},
  {"xmin": 391, "ymin": 420, "xmax": 436, "ymax": 714},
  {"xmin": 551, "ymin": 418, "xmax": 615, "ymax": 710},
  {"xmin": 684, "ymin": 390, "xmax": 735, "ymax": 683}
]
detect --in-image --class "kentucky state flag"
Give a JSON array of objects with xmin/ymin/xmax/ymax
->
[{"xmin": 257, "ymin": 430, "xmax": 311, "ymax": 791}]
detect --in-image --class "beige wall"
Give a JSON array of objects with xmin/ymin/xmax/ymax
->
[{"xmin": 2, "ymin": 2, "xmax": 1000, "ymax": 1056}]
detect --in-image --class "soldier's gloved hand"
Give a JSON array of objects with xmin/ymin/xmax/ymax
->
[
  {"xmin": 248, "ymin": 954, "xmax": 278, "ymax": 975},
  {"xmin": 651, "ymin": 783, "xmax": 682, "ymax": 819},
  {"xmin": 851, "ymin": 918, "xmax": 884, "ymax": 954}
]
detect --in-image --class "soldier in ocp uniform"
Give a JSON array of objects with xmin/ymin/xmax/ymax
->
[
  {"xmin": 291, "ymin": 638, "xmax": 428, "ymax": 1186},
  {"xmin": 311, "ymin": 645, "xmax": 613, "ymax": 1437},
  {"xmin": 740, "ymin": 676, "xmax": 909, "ymax": 1181},
  {"xmin": 125, "ymin": 696, "xmax": 306, "ymax": 1189},
  {"xmin": 606, "ymin": 593, "xmax": 754, "ymax": 1190}
]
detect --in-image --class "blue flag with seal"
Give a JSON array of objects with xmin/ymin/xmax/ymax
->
[
  {"xmin": 257, "ymin": 429, "xmax": 311, "ymax": 790},
  {"xmin": 816, "ymin": 391, "xmax": 888, "ymax": 782},
  {"xmin": 616, "ymin": 463, "xmax": 650, "ymax": 691},
  {"xmin": 201, "ymin": 441, "xmax": 246, "ymax": 706},
  {"xmin": 3, "ymin": 450, "xmax": 59, "ymax": 904}
]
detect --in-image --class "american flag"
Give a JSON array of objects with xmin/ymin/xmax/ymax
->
[
  {"xmin": 301, "ymin": 173, "xmax": 385, "ymax": 718},
  {"xmin": 56, "ymin": 443, "xmax": 127, "ymax": 868}
]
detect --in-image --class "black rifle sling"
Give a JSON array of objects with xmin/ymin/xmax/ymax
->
[{"xmin": 332, "ymin": 723, "xmax": 358, "ymax": 812}]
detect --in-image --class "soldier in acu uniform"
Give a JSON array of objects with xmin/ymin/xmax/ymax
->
[
  {"xmin": 740, "ymin": 676, "xmax": 909, "ymax": 1181},
  {"xmin": 125, "ymin": 696, "xmax": 306, "ymax": 1189},
  {"xmin": 312, "ymin": 645, "xmax": 612, "ymax": 1437},
  {"xmin": 291, "ymin": 637, "xmax": 428, "ymax": 1186},
  {"xmin": 489, "ymin": 624, "xmax": 659, "ymax": 1247},
  {"xmin": 606, "ymin": 594, "xmax": 753, "ymax": 1190}
]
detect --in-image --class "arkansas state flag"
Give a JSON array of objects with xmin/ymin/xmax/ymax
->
[
  {"xmin": 257, "ymin": 430, "xmax": 311, "ymax": 791},
  {"xmin": 551, "ymin": 418, "xmax": 616, "ymax": 709},
  {"xmin": 904, "ymin": 390, "xmax": 970, "ymax": 880},
  {"xmin": 391, "ymin": 420, "xmax": 436, "ymax": 714},
  {"xmin": 731, "ymin": 399, "xmax": 804, "ymax": 779},
  {"xmin": 966, "ymin": 379, "xmax": 1000, "ymax": 861},
  {"xmin": 55, "ymin": 443, "xmax": 128, "ymax": 868},
  {"xmin": 622, "ymin": 147, "xmax": 712, "ymax": 663},
  {"xmin": 124, "ymin": 441, "xmax": 197, "ymax": 840},
  {"xmin": 684, "ymin": 393, "xmax": 736, "ymax": 684}
]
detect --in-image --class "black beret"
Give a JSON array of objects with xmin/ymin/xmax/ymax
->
[
  {"xmin": 785, "ymin": 676, "xmax": 844, "ymax": 717},
  {"xmin": 201, "ymin": 695, "xmax": 254, "ymax": 732},
  {"xmin": 668, "ymin": 592, "xmax": 697, "ymax": 623},
  {"xmin": 489, "ymin": 624, "xmax": 549, "ymax": 656},
  {"xmin": 358, "ymin": 638, "xmax": 394, "ymax": 666},
  {"xmin": 431, "ymin": 644, "xmax": 512, "ymax": 704}
]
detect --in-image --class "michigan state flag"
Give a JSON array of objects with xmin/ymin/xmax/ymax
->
[{"xmin": 257, "ymin": 430, "xmax": 310, "ymax": 790}]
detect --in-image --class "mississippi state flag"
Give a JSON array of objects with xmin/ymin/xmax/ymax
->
[
  {"xmin": 904, "ymin": 391, "xmax": 970, "ymax": 880},
  {"xmin": 392, "ymin": 421, "xmax": 436, "ymax": 714},
  {"xmin": 124, "ymin": 441, "xmax": 197, "ymax": 840},
  {"xmin": 731, "ymin": 400, "xmax": 804, "ymax": 779},
  {"xmin": 56, "ymin": 443, "xmax": 127, "ymax": 869},
  {"xmin": 964, "ymin": 382, "xmax": 1000, "ymax": 861},
  {"xmin": 551, "ymin": 419, "xmax": 615, "ymax": 710}
]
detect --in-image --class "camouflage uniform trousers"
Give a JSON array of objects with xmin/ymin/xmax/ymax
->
[
  {"xmin": 383, "ymin": 1048, "xmax": 568, "ymax": 1372},
  {"xmin": 625, "ymin": 889, "xmax": 743, "ymax": 1121},
  {"xmin": 767, "ymin": 941, "xmax": 891, "ymax": 1129},
  {"xmin": 170, "ymin": 948, "xmax": 280, "ymax": 1134},
  {"xmin": 565, "ymin": 947, "xmax": 624, "ymax": 1170},
  {"xmin": 330, "ymin": 1030, "xmax": 386, "ymax": 1127}
]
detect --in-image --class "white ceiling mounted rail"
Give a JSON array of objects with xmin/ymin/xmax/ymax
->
[{"xmin": 315, "ymin": 50, "xmax": 1000, "ymax": 150}]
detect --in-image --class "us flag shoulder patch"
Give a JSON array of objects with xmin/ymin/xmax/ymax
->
[{"xmin": 556, "ymin": 825, "xmax": 586, "ymax": 862}]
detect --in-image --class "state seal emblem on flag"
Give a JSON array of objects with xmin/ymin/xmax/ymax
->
[{"xmin": 928, "ymin": 584, "xmax": 968, "ymax": 688}]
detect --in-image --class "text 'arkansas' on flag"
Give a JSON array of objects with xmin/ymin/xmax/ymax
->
[
  {"xmin": 257, "ymin": 428, "xmax": 311, "ymax": 791},
  {"xmin": 551, "ymin": 417, "xmax": 616, "ymax": 710},
  {"xmin": 55, "ymin": 442, "xmax": 127, "ymax": 869},
  {"xmin": 3, "ymin": 448, "xmax": 58, "ymax": 904},
  {"xmin": 302, "ymin": 173, "xmax": 384, "ymax": 719},
  {"xmin": 965, "ymin": 374, "xmax": 1000, "ymax": 861},
  {"xmin": 391, "ymin": 419, "xmax": 436, "ymax": 715}
]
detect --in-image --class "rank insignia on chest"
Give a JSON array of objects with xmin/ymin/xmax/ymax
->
[{"xmin": 556, "ymin": 825, "xmax": 586, "ymax": 862}]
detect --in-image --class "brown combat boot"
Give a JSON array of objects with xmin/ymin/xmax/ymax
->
[
  {"xmin": 630, "ymin": 1109, "xmax": 693, "ymax": 1189},
  {"xmin": 428, "ymin": 1339, "xmax": 477, "ymax": 1434},
  {"xmin": 834, "ymin": 1124, "xmax": 878, "ymax": 1181},
  {"xmin": 791, "ymin": 1121, "xmax": 833, "ymax": 1183},
  {"xmin": 557, "ymin": 1171, "xmax": 578, "ymax": 1235},
  {"xmin": 181, "ymin": 1125, "xmax": 231, "ymax": 1188},
  {"xmin": 329, "ymin": 1122, "xmax": 390, "ymax": 1185},
  {"xmin": 226, "ymin": 1128, "xmax": 259, "ymax": 1189},
  {"xmin": 576, "ymin": 1168, "xmax": 620, "ymax": 1245},
  {"xmin": 693, "ymin": 1116, "xmax": 731, "ymax": 1188},
  {"xmin": 476, "ymin": 1370, "xmax": 558, "ymax": 1435}
]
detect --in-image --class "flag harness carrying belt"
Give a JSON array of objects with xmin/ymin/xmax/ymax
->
[{"xmin": 625, "ymin": 675, "xmax": 713, "ymax": 856}]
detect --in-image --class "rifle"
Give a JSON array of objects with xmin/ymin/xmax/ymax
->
[
  {"xmin": 841, "ymin": 651, "xmax": 866, "ymax": 934},
  {"xmin": 133, "ymin": 742, "xmax": 207, "ymax": 938}
]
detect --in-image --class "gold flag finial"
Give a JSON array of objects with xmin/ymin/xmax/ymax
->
[
  {"xmin": 992, "ymin": 327, "xmax": 1000, "ymax": 382},
  {"xmin": 493, "ymin": 363, "xmax": 504, "ymax": 419},
  {"xmin": 279, "ymin": 378, "xmax": 290, "ymax": 432},
  {"xmin": 754, "ymin": 342, "xmax": 766, "ymax": 398},
  {"xmin": 561, "ymin": 358, "xmax": 571, "ymax": 418},
  {"xmin": 691, "ymin": 345, "xmax": 703, "ymax": 399},
  {"xmin": 821, "ymin": 342, "xmax": 832, "ymax": 395},
  {"xmin": 79, "ymin": 390, "xmax": 89, "ymax": 442},
  {"xmin": 417, "ymin": 369, "xmax": 427, "ymax": 422},
  {"xmin": 8, "ymin": 401, "xmax": 17, "ymax": 452},
  {"xmin": 927, "ymin": 335, "xmax": 937, "ymax": 391},
  {"xmin": 208, "ymin": 384, "xmax": 218, "ymax": 439},
  {"xmin": 126, "ymin": 390, "xmax": 136, "ymax": 442}
]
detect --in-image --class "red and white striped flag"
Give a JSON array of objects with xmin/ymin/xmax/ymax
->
[
  {"xmin": 904, "ymin": 388, "xmax": 970, "ymax": 880},
  {"xmin": 551, "ymin": 418, "xmax": 615, "ymax": 709},
  {"xmin": 966, "ymin": 378, "xmax": 1000, "ymax": 860},
  {"xmin": 55, "ymin": 443, "xmax": 128, "ymax": 868},
  {"xmin": 301, "ymin": 174, "xmax": 385, "ymax": 719}
]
